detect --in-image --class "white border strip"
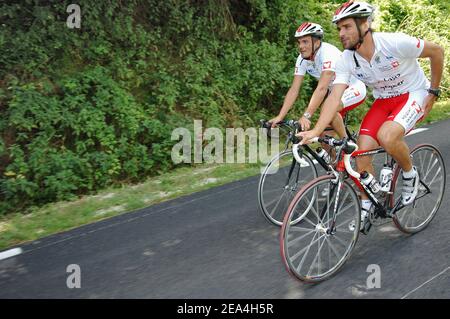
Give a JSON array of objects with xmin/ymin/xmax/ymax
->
[
  {"xmin": 0, "ymin": 248, "xmax": 23, "ymax": 261},
  {"xmin": 401, "ymin": 266, "xmax": 449, "ymax": 299}
]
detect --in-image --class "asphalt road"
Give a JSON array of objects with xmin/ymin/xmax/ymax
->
[{"xmin": 0, "ymin": 120, "xmax": 449, "ymax": 299}]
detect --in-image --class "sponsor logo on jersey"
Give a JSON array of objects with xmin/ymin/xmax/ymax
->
[
  {"xmin": 411, "ymin": 100, "xmax": 422, "ymax": 113},
  {"xmin": 383, "ymin": 73, "xmax": 401, "ymax": 82},
  {"xmin": 323, "ymin": 61, "xmax": 332, "ymax": 69}
]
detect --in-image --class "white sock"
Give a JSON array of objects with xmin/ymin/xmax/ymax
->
[
  {"xmin": 361, "ymin": 199, "xmax": 372, "ymax": 211},
  {"xmin": 402, "ymin": 167, "xmax": 416, "ymax": 179}
]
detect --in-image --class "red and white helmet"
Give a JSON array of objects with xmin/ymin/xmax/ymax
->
[
  {"xmin": 332, "ymin": 1, "xmax": 374, "ymax": 24},
  {"xmin": 295, "ymin": 22, "xmax": 324, "ymax": 39}
]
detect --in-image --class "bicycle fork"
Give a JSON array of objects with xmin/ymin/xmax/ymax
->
[
  {"xmin": 316, "ymin": 175, "xmax": 341, "ymax": 236},
  {"xmin": 285, "ymin": 157, "xmax": 301, "ymax": 191}
]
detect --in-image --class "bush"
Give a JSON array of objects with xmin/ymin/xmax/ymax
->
[
  {"xmin": 372, "ymin": 0, "xmax": 449, "ymax": 99},
  {"xmin": 0, "ymin": 0, "xmax": 448, "ymax": 214}
]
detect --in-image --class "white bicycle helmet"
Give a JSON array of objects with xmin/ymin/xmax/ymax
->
[
  {"xmin": 332, "ymin": 1, "xmax": 374, "ymax": 24},
  {"xmin": 295, "ymin": 22, "xmax": 324, "ymax": 39}
]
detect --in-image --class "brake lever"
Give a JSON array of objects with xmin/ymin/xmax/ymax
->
[{"xmin": 260, "ymin": 120, "xmax": 272, "ymax": 138}]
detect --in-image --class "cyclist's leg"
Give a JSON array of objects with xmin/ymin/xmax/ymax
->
[
  {"xmin": 356, "ymin": 135, "xmax": 379, "ymax": 200},
  {"xmin": 330, "ymin": 112, "xmax": 346, "ymax": 138},
  {"xmin": 326, "ymin": 81, "xmax": 367, "ymax": 158},
  {"xmin": 377, "ymin": 121, "xmax": 412, "ymax": 171},
  {"xmin": 319, "ymin": 112, "xmax": 347, "ymax": 162},
  {"xmin": 318, "ymin": 81, "xmax": 367, "ymax": 162},
  {"xmin": 377, "ymin": 89, "xmax": 428, "ymax": 205},
  {"xmin": 335, "ymin": 80, "xmax": 367, "ymax": 138},
  {"xmin": 353, "ymin": 118, "xmax": 380, "ymax": 231},
  {"xmin": 356, "ymin": 98, "xmax": 388, "ymax": 200},
  {"xmin": 340, "ymin": 80, "xmax": 366, "ymax": 115},
  {"xmin": 377, "ymin": 89, "xmax": 428, "ymax": 171}
]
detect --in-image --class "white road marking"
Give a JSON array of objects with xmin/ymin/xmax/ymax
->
[
  {"xmin": 400, "ymin": 266, "xmax": 449, "ymax": 299},
  {"xmin": 0, "ymin": 248, "xmax": 23, "ymax": 261}
]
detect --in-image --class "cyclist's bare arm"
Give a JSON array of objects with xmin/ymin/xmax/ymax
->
[
  {"xmin": 297, "ymin": 83, "xmax": 348, "ymax": 143},
  {"xmin": 311, "ymin": 83, "xmax": 348, "ymax": 134},
  {"xmin": 419, "ymin": 41, "xmax": 444, "ymax": 117},
  {"xmin": 419, "ymin": 40, "xmax": 444, "ymax": 90},
  {"xmin": 304, "ymin": 70, "xmax": 334, "ymax": 116},
  {"xmin": 271, "ymin": 75, "xmax": 304, "ymax": 127}
]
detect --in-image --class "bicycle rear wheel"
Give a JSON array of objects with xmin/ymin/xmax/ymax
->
[
  {"xmin": 391, "ymin": 144, "xmax": 446, "ymax": 233},
  {"xmin": 258, "ymin": 149, "xmax": 317, "ymax": 226},
  {"xmin": 280, "ymin": 176, "xmax": 360, "ymax": 282}
]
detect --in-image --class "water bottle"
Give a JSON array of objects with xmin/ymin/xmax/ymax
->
[
  {"xmin": 379, "ymin": 165, "xmax": 393, "ymax": 192},
  {"xmin": 316, "ymin": 147, "xmax": 331, "ymax": 164},
  {"xmin": 360, "ymin": 171, "xmax": 380, "ymax": 193}
]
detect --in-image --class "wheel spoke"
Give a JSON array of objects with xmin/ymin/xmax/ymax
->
[
  {"xmin": 264, "ymin": 193, "xmax": 283, "ymax": 208},
  {"xmin": 292, "ymin": 231, "xmax": 318, "ymax": 267},
  {"xmin": 333, "ymin": 233, "xmax": 352, "ymax": 248},
  {"xmin": 302, "ymin": 192, "xmax": 321, "ymax": 222},
  {"xmin": 296, "ymin": 233, "xmax": 326, "ymax": 273},
  {"xmin": 418, "ymin": 151, "xmax": 425, "ymax": 174},
  {"xmin": 423, "ymin": 157, "xmax": 438, "ymax": 181},
  {"xmin": 324, "ymin": 236, "xmax": 342, "ymax": 261},
  {"xmin": 289, "ymin": 225, "xmax": 315, "ymax": 233},
  {"xmin": 301, "ymin": 214, "xmax": 317, "ymax": 227},
  {"xmin": 287, "ymin": 228, "xmax": 315, "ymax": 248},
  {"xmin": 270, "ymin": 191, "xmax": 287, "ymax": 216},
  {"xmin": 322, "ymin": 196, "xmax": 354, "ymax": 226},
  {"xmin": 426, "ymin": 166, "xmax": 441, "ymax": 187},
  {"xmin": 394, "ymin": 146, "xmax": 445, "ymax": 233},
  {"xmin": 335, "ymin": 216, "xmax": 356, "ymax": 230},
  {"xmin": 282, "ymin": 178, "xmax": 360, "ymax": 281},
  {"xmin": 307, "ymin": 236, "xmax": 327, "ymax": 277},
  {"xmin": 263, "ymin": 187, "xmax": 287, "ymax": 196}
]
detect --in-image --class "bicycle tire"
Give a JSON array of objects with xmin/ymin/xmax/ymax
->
[
  {"xmin": 280, "ymin": 175, "xmax": 361, "ymax": 282},
  {"xmin": 391, "ymin": 144, "xmax": 446, "ymax": 234},
  {"xmin": 258, "ymin": 149, "xmax": 317, "ymax": 226}
]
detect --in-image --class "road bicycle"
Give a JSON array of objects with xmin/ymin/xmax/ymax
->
[
  {"xmin": 258, "ymin": 118, "xmax": 356, "ymax": 226},
  {"xmin": 280, "ymin": 136, "xmax": 446, "ymax": 282}
]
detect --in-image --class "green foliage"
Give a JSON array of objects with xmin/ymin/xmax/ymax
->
[
  {"xmin": 1, "ymin": 67, "xmax": 159, "ymax": 213},
  {"xmin": 0, "ymin": 0, "xmax": 448, "ymax": 214},
  {"xmin": 372, "ymin": 0, "xmax": 449, "ymax": 98}
]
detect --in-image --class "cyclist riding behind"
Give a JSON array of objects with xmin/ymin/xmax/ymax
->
[
  {"xmin": 297, "ymin": 1, "xmax": 444, "ymax": 229},
  {"xmin": 270, "ymin": 22, "xmax": 367, "ymax": 154}
]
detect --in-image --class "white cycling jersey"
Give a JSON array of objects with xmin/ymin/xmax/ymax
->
[
  {"xmin": 294, "ymin": 42, "xmax": 362, "ymax": 88},
  {"xmin": 333, "ymin": 32, "xmax": 430, "ymax": 99}
]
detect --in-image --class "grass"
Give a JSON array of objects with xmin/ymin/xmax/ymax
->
[
  {"xmin": 416, "ymin": 99, "xmax": 450, "ymax": 126},
  {"xmin": 0, "ymin": 161, "xmax": 264, "ymax": 250},
  {"xmin": 1, "ymin": 99, "xmax": 449, "ymax": 251}
]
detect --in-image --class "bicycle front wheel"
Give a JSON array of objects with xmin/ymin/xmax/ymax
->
[
  {"xmin": 258, "ymin": 149, "xmax": 317, "ymax": 226},
  {"xmin": 391, "ymin": 144, "xmax": 446, "ymax": 234},
  {"xmin": 280, "ymin": 176, "xmax": 360, "ymax": 282}
]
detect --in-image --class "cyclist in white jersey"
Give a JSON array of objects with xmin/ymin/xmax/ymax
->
[
  {"xmin": 297, "ymin": 1, "xmax": 444, "ymax": 230},
  {"xmin": 270, "ymin": 22, "xmax": 366, "ymax": 141}
]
